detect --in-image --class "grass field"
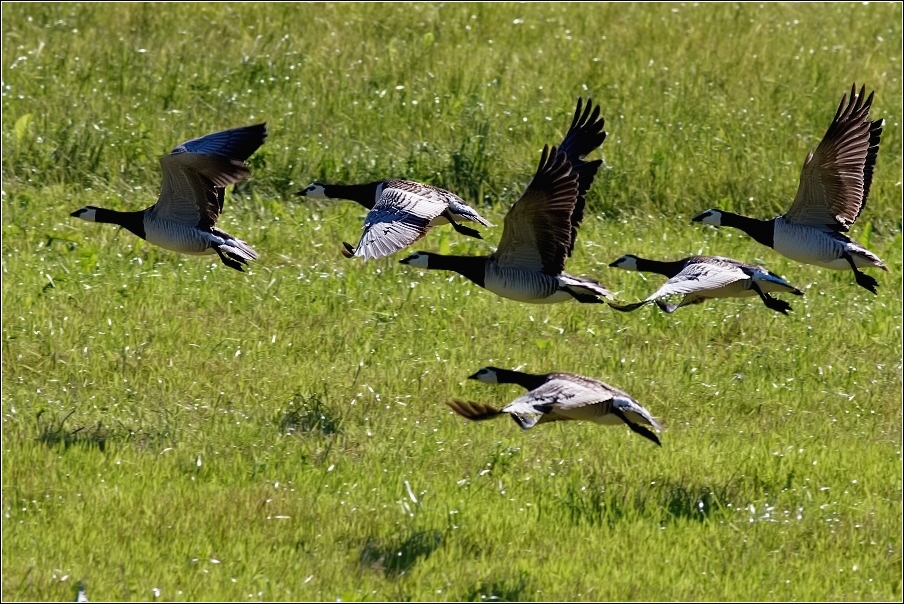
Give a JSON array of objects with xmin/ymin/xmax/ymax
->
[{"xmin": 2, "ymin": 3, "xmax": 902, "ymax": 601}]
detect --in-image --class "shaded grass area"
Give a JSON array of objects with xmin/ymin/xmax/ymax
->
[{"xmin": 2, "ymin": 2, "xmax": 902, "ymax": 602}]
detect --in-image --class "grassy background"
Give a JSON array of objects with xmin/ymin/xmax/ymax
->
[{"xmin": 2, "ymin": 3, "xmax": 902, "ymax": 601}]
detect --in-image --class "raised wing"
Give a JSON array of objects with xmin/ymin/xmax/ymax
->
[
  {"xmin": 493, "ymin": 146, "xmax": 579, "ymax": 274},
  {"xmin": 785, "ymin": 84, "xmax": 884, "ymax": 231},
  {"xmin": 154, "ymin": 123, "xmax": 268, "ymax": 228},
  {"xmin": 173, "ymin": 123, "xmax": 268, "ymax": 160},
  {"xmin": 351, "ymin": 182, "xmax": 452, "ymax": 260},
  {"xmin": 558, "ymin": 98, "xmax": 607, "ymax": 255}
]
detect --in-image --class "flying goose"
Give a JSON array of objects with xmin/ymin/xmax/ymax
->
[
  {"xmin": 608, "ymin": 254, "xmax": 803, "ymax": 314},
  {"xmin": 692, "ymin": 84, "xmax": 887, "ymax": 293},
  {"xmin": 399, "ymin": 98, "xmax": 612, "ymax": 304},
  {"xmin": 70, "ymin": 123, "xmax": 267, "ymax": 271},
  {"xmin": 448, "ymin": 366, "xmax": 663, "ymax": 446},
  {"xmin": 297, "ymin": 179, "xmax": 493, "ymax": 260}
]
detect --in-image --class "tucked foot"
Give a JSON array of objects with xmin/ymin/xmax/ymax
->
[
  {"xmin": 450, "ymin": 221, "xmax": 483, "ymax": 239},
  {"xmin": 853, "ymin": 269, "xmax": 879, "ymax": 294},
  {"xmin": 762, "ymin": 294, "xmax": 791, "ymax": 315},
  {"xmin": 571, "ymin": 292, "xmax": 606, "ymax": 304},
  {"xmin": 627, "ymin": 422, "xmax": 662, "ymax": 446},
  {"xmin": 751, "ymin": 282, "xmax": 790, "ymax": 314},
  {"xmin": 607, "ymin": 300, "xmax": 647, "ymax": 313},
  {"xmin": 215, "ymin": 248, "xmax": 247, "ymax": 272},
  {"xmin": 610, "ymin": 407, "xmax": 661, "ymax": 446}
]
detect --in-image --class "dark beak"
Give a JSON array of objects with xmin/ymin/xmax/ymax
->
[
  {"xmin": 467, "ymin": 371, "xmax": 480, "ymax": 380},
  {"xmin": 690, "ymin": 212, "xmax": 707, "ymax": 222}
]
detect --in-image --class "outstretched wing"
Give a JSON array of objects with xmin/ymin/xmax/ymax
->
[
  {"xmin": 351, "ymin": 181, "xmax": 452, "ymax": 260},
  {"xmin": 503, "ymin": 375, "xmax": 608, "ymax": 415},
  {"xmin": 639, "ymin": 259, "xmax": 749, "ymax": 302},
  {"xmin": 785, "ymin": 84, "xmax": 883, "ymax": 231},
  {"xmin": 493, "ymin": 146, "xmax": 579, "ymax": 274},
  {"xmin": 154, "ymin": 123, "xmax": 268, "ymax": 228},
  {"xmin": 558, "ymin": 97, "xmax": 607, "ymax": 255}
]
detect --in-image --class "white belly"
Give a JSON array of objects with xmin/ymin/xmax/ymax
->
[
  {"xmin": 772, "ymin": 219, "xmax": 873, "ymax": 270},
  {"xmin": 484, "ymin": 267, "xmax": 569, "ymax": 303},
  {"xmin": 486, "ymin": 281, "xmax": 572, "ymax": 303},
  {"xmin": 694, "ymin": 280, "xmax": 754, "ymax": 299},
  {"xmin": 145, "ymin": 220, "xmax": 216, "ymax": 255}
]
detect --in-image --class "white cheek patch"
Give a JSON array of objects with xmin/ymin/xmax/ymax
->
[
  {"xmin": 612, "ymin": 256, "xmax": 637, "ymax": 270},
  {"xmin": 406, "ymin": 254, "xmax": 430, "ymax": 268},
  {"xmin": 74, "ymin": 207, "xmax": 98, "ymax": 222},
  {"xmin": 699, "ymin": 211, "xmax": 722, "ymax": 225},
  {"xmin": 473, "ymin": 370, "xmax": 498, "ymax": 383},
  {"xmin": 303, "ymin": 184, "xmax": 327, "ymax": 199}
]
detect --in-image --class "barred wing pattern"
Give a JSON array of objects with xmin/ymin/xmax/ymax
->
[
  {"xmin": 154, "ymin": 123, "xmax": 268, "ymax": 228},
  {"xmin": 353, "ymin": 180, "xmax": 491, "ymax": 260},
  {"xmin": 493, "ymin": 146, "xmax": 580, "ymax": 274},
  {"xmin": 785, "ymin": 84, "xmax": 884, "ymax": 231}
]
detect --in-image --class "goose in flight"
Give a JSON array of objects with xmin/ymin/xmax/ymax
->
[
  {"xmin": 608, "ymin": 254, "xmax": 803, "ymax": 314},
  {"xmin": 448, "ymin": 366, "xmax": 663, "ymax": 446},
  {"xmin": 70, "ymin": 123, "xmax": 267, "ymax": 271},
  {"xmin": 693, "ymin": 84, "xmax": 887, "ymax": 293},
  {"xmin": 399, "ymin": 98, "xmax": 611, "ymax": 304},
  {"xmin": 297, "ymin": 179, "xmax": 492, "ymax": 260}
]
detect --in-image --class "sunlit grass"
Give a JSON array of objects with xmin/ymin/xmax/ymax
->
[{"xmin": 2, "ymin": 3, "xmax": 902, "ymax": 602}]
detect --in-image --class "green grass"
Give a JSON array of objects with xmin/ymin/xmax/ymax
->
[{"xmin": 2, "ymin": 3, "xmax": 902, "ymax": 602}]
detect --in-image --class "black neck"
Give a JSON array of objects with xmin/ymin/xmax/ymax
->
[
  {"xmin": 719, "ymin": 212, "xmax": 775, "ymax": 248},
  {"xmin": 323, "ymin": 182, "xmax": 383, "ymax": 209},
  {"xmin": 424, "ymin": 254, "xmax": 487, "ymax": 288},
  {"xmin": 492, "ymin": 369, "xmax": 550, "ymax": 391},
  {"xmin": 94, "ymin": 208, "xmax": 147, "ymax": 240},
  {"xmin": 632, "ymin": 257, "xmax": 688, "ymax": 278}
]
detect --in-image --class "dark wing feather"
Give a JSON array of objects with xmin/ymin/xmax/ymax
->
[
  {"xmin": 557, "ymin": 98, "xmax": 607, "ymax": 255},
  {"xmin": 350, "ymin": 183, "xmax": 448, "ymax": 260},
  {"xmin": 172, "ymin": 123, "xmax": 268, "ymax": 162},
  {"xmin": 858, "ymin": 111, "xmax": 884, "ymax": 224},
  {"xmin": 785, "ymin": 85, "xmax": 883, "ymax": 231},
  {"xmin": 493, "ymin": 146, "xmax": 579, "ymax": 274},
  {"xmin": 155, "ymin": 123, "xmax": 268, "ymax": 228}
]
